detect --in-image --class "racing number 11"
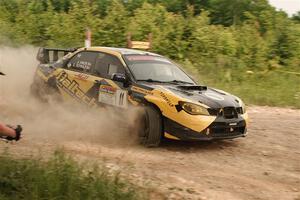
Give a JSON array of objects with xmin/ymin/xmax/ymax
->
[{"xmin": 116, "ymin": 90, "xmax": 128, "ymax": 108}]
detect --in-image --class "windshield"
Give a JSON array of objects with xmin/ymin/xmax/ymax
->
[{"xmin": 124, "ymin": 55, "xmax": 195, "ymax": 84}]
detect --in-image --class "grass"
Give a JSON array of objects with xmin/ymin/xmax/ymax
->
[
  {"xmin": 184, "ymin": 62, "xmax": 300, "ymax": 108},
  {"xmin": 0, "ymin": 150, "xmax": 139, "ymax": 200}
]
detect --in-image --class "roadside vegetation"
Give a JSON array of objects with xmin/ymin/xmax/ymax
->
[
  {"xmin": 0, "ymin": 150, "xmax": 139, "ymax": 200},
  {"xmin": 0, "ymin": 0, "xmax": 299, "ymax": 107}
]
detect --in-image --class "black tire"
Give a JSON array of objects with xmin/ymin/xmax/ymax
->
[{"xmin": 139, "ymin": 106, "xmax": 163, "ymax": 147}]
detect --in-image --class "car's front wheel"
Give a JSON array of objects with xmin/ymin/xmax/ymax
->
[{"xmin": 138, "ymin": 106, "xmax": 162, "ymax": 147}]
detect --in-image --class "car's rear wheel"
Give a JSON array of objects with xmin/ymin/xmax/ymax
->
[{"xmin": 138, "ymin": 106, "xmax": 162, "ymax": 147}]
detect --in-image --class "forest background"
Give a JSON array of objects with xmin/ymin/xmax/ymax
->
[{"xmin": 0, "ymin": 0, "xmax": 299, "ymax": 107}]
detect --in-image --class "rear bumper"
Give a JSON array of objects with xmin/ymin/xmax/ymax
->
[{"xmin": 164, "ymin": 116, "xmax": 247, "ymax": 141}]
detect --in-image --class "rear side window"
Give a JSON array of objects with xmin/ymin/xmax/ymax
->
[
  {"xmin": 67, "ymin": 51, "xmax": 98, "ymax": 72},
  {"xmin": 92, "ymin": 53, "xmax": 124, "ymax": 79}
]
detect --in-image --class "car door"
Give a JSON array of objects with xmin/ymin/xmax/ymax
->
[
  {"xmin": 54, "ymin": 50, "xmax": 129, "ymax": 108},
  {"xmin": 88, "ymin": 52, "xmax": 129, "ymax": 109},
  {"xmin": 54, "ymin": 51, "xmax": 99, "ymax": 107}
]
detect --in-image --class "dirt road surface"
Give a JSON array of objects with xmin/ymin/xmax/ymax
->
[{"xmin": 1, "ymin": 106, "xmax": 299, "ymax": 200}]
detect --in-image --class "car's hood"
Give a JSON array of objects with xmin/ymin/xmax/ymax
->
[{"xmin": 142, "ymin": 83, "xmax": 242, "ymax": 108}]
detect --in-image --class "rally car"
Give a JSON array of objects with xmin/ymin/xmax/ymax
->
[{"xmin": 31, "ymin": 47, "xmax": 248, "ymax": 147}]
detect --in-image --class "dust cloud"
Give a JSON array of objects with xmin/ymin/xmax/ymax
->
[{"xmin": 0, "ymin": 46, "xmax": 140, "ymax": 146}]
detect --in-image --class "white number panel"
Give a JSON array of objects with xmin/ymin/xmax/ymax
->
[{"xmin": 98, "ymin": 85, "xmax": 128, "ymax": 108}]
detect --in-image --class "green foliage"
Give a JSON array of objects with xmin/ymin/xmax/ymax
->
[
  {"xmin": 292, "ymin": 11, "xmax": 300, "ymax": 23},
  {"xmin": 187, "ymin": 11, "xmax": 238, "ymax": 67},
  {"xmin": 234, "ymin": 16, "xmax": 267, "ymax": 70},
  {"xmin": 209, "ymin": 0, "xmax": 253, "ymax": 26},
  {"xmin": 128, "ymin": 2, "xmax": 187, "ymax": 58},
  {"xmin": 47, "ymin": 0, "xmax": 102, "ymax": 48},
  {"xmin": 94, "ymin": 0, "xmax": 129, "ymax": 47},
  {"xmin": 0, "ymin": 150, "xmax": 138, "ymax": 200},
  {"xmin": 0, "ymin": 0, "xmax": 299, "ymax": 107},
  {"xmin": 197, "ymin": 65, "xmax": 300, "ymax": 108}
]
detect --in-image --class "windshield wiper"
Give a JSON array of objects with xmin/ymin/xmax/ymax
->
[
  {"xmin": 137, "ymin": 79, "xmax": 194, "ymax": 85},
  {"xmin": 167, "ymin": 80, "xmax": 194, "ymax": 85},
  {"xmin": 136, "ymin": 79, "xmax": 166, "ymax": 83}
]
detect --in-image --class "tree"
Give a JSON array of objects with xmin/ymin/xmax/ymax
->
[
  {"xmin": 47, "ymin": 0, "xmax": 101, "ymax": 47},
  {"xmin": 127, "ymin": 2, "xmax": 186, "ymax": 58},
  {"xmin": 188, "ymin": 11, "xmax": 237, "ymax": 66},
  {"xmin": 93, "ymin": 0, "xmax": 129, "ymax": 47},
  {"xmin": 292, "ymin": 11, "xmax": 300, "ymax": 23},
  {"xmin": 0, "ymin": 0, "xmax": 19, "ymax": 44},
  {"xmin": 234, "ymin": 15, "xmax": 268, "ymax": 70},
  {"xmin": 13, "ymin": 0, "xmax": 53, "ymax": 45},
  {"xmin": 49, "ymin": 0, "xmax": 72, "ymax": 12},
  {"xmin": 208, "ymin": 0, "xmax": 253, "ymax": 26}
]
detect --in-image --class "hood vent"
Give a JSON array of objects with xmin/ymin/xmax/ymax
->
[{"xmin": 177, "ymin": 85, "xmax": 207, "ymax": 91}]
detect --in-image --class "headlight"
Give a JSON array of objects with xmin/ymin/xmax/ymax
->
[
  {"xmin": 241, "ymin": 101, "xmax": 246, "ymax": 114},
  {"xmin": 234, "ymin": 96, "xmax": 246, "ymax": 114},
  {"xmin": 179, "ymin": 102, "xmax": 209, "ymax": 115}
]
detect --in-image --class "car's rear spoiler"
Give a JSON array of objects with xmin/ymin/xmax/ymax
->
[{"xmin": 36, "ymin": 47, "xmax": 78, "ymax": 64}]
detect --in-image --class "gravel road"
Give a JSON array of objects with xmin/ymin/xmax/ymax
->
[{"xmin": 1, "ymin": 106, "xmax": 299, "ymax": 200}]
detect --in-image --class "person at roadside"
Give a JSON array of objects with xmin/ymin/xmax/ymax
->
[
  {"xmin": 0, "ymin": 123, "xmax": 22, "ymax": 141},
  {"xmin": 0, "ymin": 71, "xmax": 22, "ymax": 141}
]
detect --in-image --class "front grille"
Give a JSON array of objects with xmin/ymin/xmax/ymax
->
[
  {"xmin": 208, "ymin": 121, "xmax": 246, "ymax": 137},
  {"xmin": 208, "ymin": 107, "xmax": 239, "ymax": 118},
  {"xmin": 221, "ymin": 107, "xmax": 238, "ymax": 119}
]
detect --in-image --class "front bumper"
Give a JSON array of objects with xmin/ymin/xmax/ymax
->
[{"xmin": 164, "ymin": 116, "xmax": 247, "ymax": 141}]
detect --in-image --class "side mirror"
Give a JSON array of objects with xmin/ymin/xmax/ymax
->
[{"xmin": 111, "ymin": 73, "xmax": 127, "ymax": 83}]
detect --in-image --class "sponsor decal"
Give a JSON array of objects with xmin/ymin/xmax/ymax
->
[
  {"xmin": 126, "ymin": 55, "xmax": 155, "ymax": 61},
  {"xmin": 98, "ymin": 85, "xmax": 116, "ymax": 106},
  {"xmin": 131, "ymin": 86, "xmax": 153, "ymax": 95},
  {"xmin": 160, "ymin": 92, "xmax": 174, "ymax": 107},
  {"xmin": 98, "ymin": 85, "xmax": 128, "ymax": 108},
  {"xmin": 204, "ymin": 92, "xmax": 224, "ymax": 101},
  {"xmin": 56, "ymin": 71, "xmax": 97, "ymax": 107},
  {"xmin": 75, "ymin": 61, "xmax": 91, "ymax": 70},
  {"xmin": 125, "ymin": 55, "xmax": 171, "ymax": 63},
  {"xmin": 74, "ymin": 73, "xmax": 89, "ymax": 81},
  {"xmin": 100, "ymin": 85, "xmax": 117, "ymax": 94},
  {"xmin": 67, "ymin": 53, "xmax": 92, "ymax": 71}
]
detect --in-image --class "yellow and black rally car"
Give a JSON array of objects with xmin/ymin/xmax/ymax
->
[{"xmin": 31, "ymin": 47, "xmax": 248, "ymax": 147}]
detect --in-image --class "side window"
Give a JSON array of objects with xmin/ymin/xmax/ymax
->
[
  {"xmin": 66, "ymin": 51, "xmax": 98, "ymax": 72},
  {"xmin": 93, "ymin": 53, "xmax": 124, "ymax": 78},
  {"xmin": 108, "ymin": 64, "xmax": 119, "ymax": 76}
]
